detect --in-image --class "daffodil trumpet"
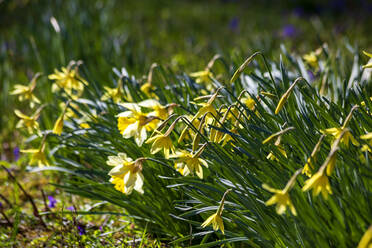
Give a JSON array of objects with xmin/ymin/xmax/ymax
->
[
  {"xmin": 275, "ymin": 77, "xmax": 305, "ymax": 114},
  {"xmin": 107, "ymin": 154, "xmax": 147, "ymax": 195}
]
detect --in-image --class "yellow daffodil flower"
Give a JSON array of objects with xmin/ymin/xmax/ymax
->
[
  {"xmin": 170, "ymin": 144, "xmax": 208, "ymax": 179},
  {"xmin": 266, "ymin": 146, "xmax": 287, "ymax": 161},
  {"xmin": 301, "ymin": 139, "xmax": 341, "ymax": 200},
  {"xmin": 357, "ymin": 225, "xmax": 372, "ymax": 248},
  {"xmin": 21, "ymin": 142, "xmax": 49, "ymax": 167},
  {"xmin": 221, "ymin": 127, "xmax": 237, "ymax": 147},
  {"xmin": 138, "ymin": 99, "xmax": 173, "ymax": 122},
  {"xmin": 361, "ymin": 132, "xmax": 372, "ymax": 153},
  {"xmin": 303, "ymin": 52, "xmax": 318, "ymax": 68},
  {"xmin": 362, "ymin": 51, "xmax": 372, "ymax": 69},
  {"xmin": 321, "ymin": 127, "xmax": 359, "ymax": 147},
  {"xmin": 10, "ymin": 73, "xmax": 41, "ymax": 108},
  {"xmin": 101, "ymin": 83, "xmax": 124, "ymax": 103},
  {"xmin": 321, "ymin": 105, "xmax": 359, "ymax": 147},
  {"xmin": 141, "ymin": 63, "xmax": 158, "ymax": 99},
  {"xmin": 190, "ymin": 69, "xmax": 213, "ymax": 85},
  {"xmin": 48, "ymin": 62, "xmax": 88, "ymax": 98},
  {"xmin": 145, "ymin": 131, "xmax": 174, "ymax": 159},
  {"xmin": 201, "ymin": 213, "xmax": 224, "ymax": 233},
  {"xmin": 263, "ymin": 169, "xmax": 301, "ymax": 215},
  {"xmin": 302, "ymin": 170, "xmax": 332, "ymax": 199},
  {"xmin": 241, "ymin": 96, "xmax": 256, "ymax": 111},
  {"xmin": 14, "ymin": 109, "xmax": 41, "ymax": 134},
  {"xmin": 53, "ymin": 115, "xmax": 64, "ymax": 136},
  {"xmin": 201, "ymin": 189, "xmax": 231, "ymax": 234},
  {"xmin": 107, "ymin": 153, "xmax": 145, "ymax": 195},
  {"xmin": 53, "ymin": 102, "xmax": 69, "ymax": 136},
  {"xmin": 194, "ymin": 87, "xmax": 223, "ymax": 123},
  {"xmin": 117, "ymin": 103, "xmax": 158, "ymax": 146},
  {"xmin": 140, "ymin": 82, "xmax": 157, "ymax": 99}
]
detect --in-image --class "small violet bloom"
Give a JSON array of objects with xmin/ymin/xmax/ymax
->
[
  {"xmin": 66, "ymin": 206, "xmax": 75, "ymax": 211},
  {"xmin": 13, "ymin": 146, "xmax": 20, "ymax": 161},
  {"xmin": 307, "ymin": 70, "xmax": 316, "ymax": 82},
  {"xmin": 48, "ymin": 196, "xmax": 57, "ymax": 208},
  {"xmin": 77, "ymin": 225, "xmax": 86, "ymax": 235},
  {"xmin": 282, "ymin": 24, "xmax": 298, "ymax": 38},
  {"xmin": 229, "ymin": 17, "xmax": 239, "ymax": 31}
]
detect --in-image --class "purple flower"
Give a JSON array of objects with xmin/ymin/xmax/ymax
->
[
  {"xmin": 229, "ymin": 17, "xmax": 239, "ymax": 31},
  {"xmin": 13, "ymin": 147, "xmax": 20, "ymax": 161},
  {"xmin": 281, "ymin": 24, "xmax": 298, "ymax": 38},
  {"xmin": 307, "ymin": 70, "xmax": 316, "ymax": 82},
  {"xmin": 66, "ymin": 206, "xmax": 75, "ymax": 211},
  {"xmin": 48, "ymin": 196, "xmax": 57, "ymax": 208},
  {"xmin": 77, "ymin": 225, "xmax": 86, "ymax": 235},
  {"xmin": 99, "ymin": 226, "xmax": 103, "ymax": 231}
]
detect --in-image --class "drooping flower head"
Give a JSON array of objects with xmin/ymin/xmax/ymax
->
[
  {"xmin": 10, "ymin": 73, "xmax": 41, "ymax": 108},
  {"xmin": 14, "ymin": 106, "xmax": 43, "ymax": 135},
  {"xmin": 48, "ymin": 61, "xmax": 88, "ymax": 98},
  {"xmin": 302, "ymin": 170, "xmax": 332, "ymax": 199},
  {"xmin": 107, "ymin": 153, "xmax": 145, "ymax": 195},
  {"xmin": 321, "ymin": 105, "xmax": 359, "ymax": 147},
  {"xmin": 21, "ymin": 140, "xmax": 49, "ymax": 168},
  {"xmin": 262, "ymin": 169, "xmax": 301, "ymax": 215},
  {"xmin": 117, "ymin": 103, "xmax": 158, "ymax": 146},
  {"xmin": 201, "ymin": 189, "xmax": 231, "ymax": 234},
  {"xmin": 170, "ymin": 144, "xmax": 208, "ymax": 179}
]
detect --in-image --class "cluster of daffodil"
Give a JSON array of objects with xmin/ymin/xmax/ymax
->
[
  {"xmin": 109, "ymin": 86, "xmax": 255, "ymax": 197},
  {"xmin": 261, "ymin": 82, "xmax": 372, "ymax": 217},
  {"xmin": 12, "ymin": 61, "xmax": 89, "ymax": 167},
  {"xmin": 13, "ymin": 51, "xmax": 372, "ymax": 240}
]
